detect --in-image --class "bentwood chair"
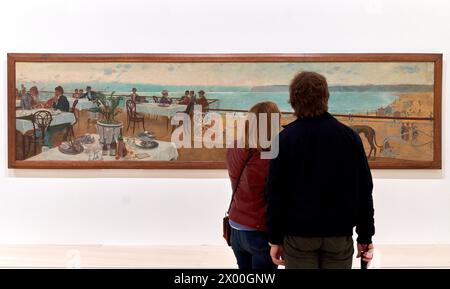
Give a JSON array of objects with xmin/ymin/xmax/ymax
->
[
  {"xmin": 72, "ymin": 99, "xmax": 80, "ymax": 124},
  {"xmin": 126, "ymin": 99, "xmax": 145, "ymax": 134},
  {"xmin": 26, "ymin": 110, "xmax": 53, "ymax": 157},
  {"xmin": 66, "ymin": 99, "xmax": 79, "ymax": 141}
]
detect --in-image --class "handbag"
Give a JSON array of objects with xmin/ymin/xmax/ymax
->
[{"xmin": 223, "ymin": 150, "xmax": 254, "ymax": 246}]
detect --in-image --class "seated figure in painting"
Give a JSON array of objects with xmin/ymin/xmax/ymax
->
[
  {"xmin": 46, "ymin": 86, "xmax": 70, "ymax": 112},
  {"xmin": 81, "ymin": 86, "xmax": 97, "ymax": 101},
  {"xmin": 18, "ymin": 85, "xmax": 39, "ymax": 110},
  {"xmin": 83, "ymin": 85, "xmax": 98, "ymax": 120},
  {"xmin": 177, "ymin": 90, "xmax": 191, "ymax": 105},
  {"xmin": 20, "ymin": 89, "xmax": 34, "ymax": 110},
  {"xmin": 196, "ymin": 90, "xmax": 209, "ymax": 112},
  {"xmin": 159, "ymin": 89, "xmax": 173, "ymax": 104},
  {"xmin": 40, "ymin": 86, "xmax": 71, "ymax": 147},
  {"xmin": 29, "ymin": 86, "xmax": 42, "ymax": 108},
  {"xmin": 72, "ymin": 88, "xmax": 80, "ymax": 99}
]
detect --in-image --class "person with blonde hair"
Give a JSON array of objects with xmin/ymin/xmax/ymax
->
[
  {"xmin": 226, "ymin": 101, "xmax": 281, "ymax": 269},
  {"xmin": 29, "ymin": 86, "xmax": 41, "ymax": 108},
  {"xmin": 19, "ymin": 85, "xmax": 39, "ymax": 109}
]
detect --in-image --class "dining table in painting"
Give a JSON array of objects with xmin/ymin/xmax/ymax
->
[
  {"xmin": 27, "ymin": 134, "xmax": 179, "ymax": 161},
  {"xmin": 16, "ymin": 109, "xmax": 76, "ymax": 134},
  {"xmin": 68, "ymin": 98, "xmax": 97, "ymax": 111},
  {"xmin": 136, "ymin": 103, "xmax": 187, "ymax": 117},
  {"xmin": 16, "ymin": 109, "xmax": 76, "ymax": 157},
  {"xmin": 136, "ymin": 103, "xmax": 187, "ymax": 130}
]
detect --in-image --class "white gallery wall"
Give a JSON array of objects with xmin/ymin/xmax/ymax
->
[{"xmin": 0, "ymin": 0, "xmax": 448, "ymax": 245}]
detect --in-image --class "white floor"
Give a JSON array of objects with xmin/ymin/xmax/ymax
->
[{"xmin": 0, "ymin": 245, "xmax": 449, "ymax": 268}]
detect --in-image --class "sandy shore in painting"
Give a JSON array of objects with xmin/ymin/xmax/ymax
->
[
  {"xmin": 391, "ymin": 92, "xmax": 434, "ymax": 117},
  {"xmin": 337, "ymin": 92, "xmax": 435, "ymax": 162}
]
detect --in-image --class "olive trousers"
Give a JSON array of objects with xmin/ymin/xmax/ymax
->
[{"xmin": 283, "ymin": 236, "xmax": 354, "ymax": 269}]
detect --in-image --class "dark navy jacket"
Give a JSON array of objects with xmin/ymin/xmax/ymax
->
[
  {"xmin": 53, "ymin": 95, "xmax": 70, "ymax": 112},
  {"xmin": 266, "ymin": 112, "xmax": 375, "ymax": 244}
]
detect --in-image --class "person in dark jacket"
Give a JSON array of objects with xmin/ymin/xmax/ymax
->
[
  {"xmin": 52, "ymin": 86, "xmax": 70, "ymax": 112},
  {"xmin": 81, "ymin": 86, "xmax": 97, "ymax": 101},
  {"xmin": 226, "ymin": 101, "xmax": 281, "ymax": 270},
  {"xmin": 266, "ymin": 71, "xmax": 375, "ymax": 269}
]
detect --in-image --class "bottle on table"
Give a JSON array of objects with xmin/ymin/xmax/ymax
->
[
  {"xmin": 117, "ymin": 132, "xmax": 127, "ymax": 158},
  {"xmin": 110, "ymin": 136, "xmax": 117, "ymax": 156},
  {"xmin": 102, "ymin": 138, "xmax": 109, "ymax": 156}
]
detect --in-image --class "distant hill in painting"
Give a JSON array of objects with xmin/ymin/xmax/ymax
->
[{"xmin": 251, "ymin": 84, "xmax": 434, "ymax": 93}]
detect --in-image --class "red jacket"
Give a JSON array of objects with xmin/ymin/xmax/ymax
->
[{"xmin": 227, "ymin": 147, "xmax": 270, "ymax": 231}]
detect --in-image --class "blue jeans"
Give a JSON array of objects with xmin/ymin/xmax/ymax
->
[{"xmin": 230, "ymin": 227, "xmax": 277, "ymax": 270}]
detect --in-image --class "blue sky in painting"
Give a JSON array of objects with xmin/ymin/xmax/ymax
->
[{"xmin": 16, "ymin": 62, "xmax": 434, "ymax": 87}]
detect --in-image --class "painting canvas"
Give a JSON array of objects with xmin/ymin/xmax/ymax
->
[{"xmin": 8, "ymin": 54, "xmax": 442, "ymax": 169}]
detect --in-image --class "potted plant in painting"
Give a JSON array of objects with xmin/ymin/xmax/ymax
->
[{"xmin": 89, "ymin": 91, "xmax": 123, "ymax": 145}]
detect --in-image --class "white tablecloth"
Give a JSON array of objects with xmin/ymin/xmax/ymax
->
[
  {"xmin": 68, "ymin": 98, "xmax": 96, "ymax": 110},
  {"xmin": 27, "ymin": 134, "xmax": 178, "ymax": 161},
  {"xmin": 16, "ymin": 109, "xmax": 76, "ymax": 134},
  {"xmin": 136, "ymin": 103, "xmax": 187, "ymax": 117}
]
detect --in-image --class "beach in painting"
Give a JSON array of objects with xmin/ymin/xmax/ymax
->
[{"xmin": 14, "ymin": 61, "xmax": 435, "ymax": 164}]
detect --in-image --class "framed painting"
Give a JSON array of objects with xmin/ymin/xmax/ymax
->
[{"xmin": 8, "ymin": 53, "xmax": 442, "ymax": 169}]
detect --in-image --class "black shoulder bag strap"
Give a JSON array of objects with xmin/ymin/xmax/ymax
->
[{"xmin": 226, "ymin": 150, "xmax": 254, "ymax": 214}]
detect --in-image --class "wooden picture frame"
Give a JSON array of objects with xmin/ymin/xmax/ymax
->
[{"xmin": 8, "ymin": 53, "xmax": 442, "ymax": 169}]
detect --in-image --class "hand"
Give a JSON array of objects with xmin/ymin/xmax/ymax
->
[
  {"xmin": 357, "ymin": 243, "xmax": 374, "ymax": 264},
  {"xmin": 270, "ymin": 244, "xmax": 285, "ymax": 266}
]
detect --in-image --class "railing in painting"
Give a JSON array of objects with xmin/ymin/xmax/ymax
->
[
  {"xmin": 34, "ymin": 90, "xmax": 220, "ymax": 106},
  {"xmin": 23, "ymin": 90, "xmax": 433, "ymax": 122},
  {"xmin": 208, "ymin": 108, "xmax": 434, "ymax": 122}
]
